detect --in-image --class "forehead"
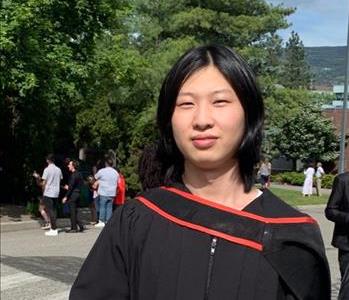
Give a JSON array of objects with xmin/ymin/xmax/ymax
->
[{"xmin": 179, "ymin": 66, "xmax": 233, "ymax": 93}]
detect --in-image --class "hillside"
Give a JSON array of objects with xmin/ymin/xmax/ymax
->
[{"xmin": 305, "ymin": 46, "xmax": 346, "ymax": 89}]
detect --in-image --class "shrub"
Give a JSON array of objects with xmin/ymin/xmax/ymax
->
[
  {"xmin": 26, "ymin": 201, "xmax": 40, "ymax": 217},
  {"xmin": 271, "ymin": 172, "xmax": 335, "ymax": 189},
  {"xmin": 321, "ymin": 174, "xmax": 335, "ymax": 189},
  {"xmin": 271, "ymin": 172, "xmax": 304, "ymax": 186}
]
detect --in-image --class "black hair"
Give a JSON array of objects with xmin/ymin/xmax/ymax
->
[
  {"xmin": 70, "ymin": 160, "xmax": 79, "ymax": 170},
  {"xmin": 87, "ymin": 175, "xmax": 96, "ymax": 186},
  {"xmin": 138, "ymin": 143, "xmax": 163, "ymax": 191},
  {"xmin": 46, "ymin": 153, "xmax": 55, "ymax": 163},
  {"xmin": 142, "ymin": 44, "xmax": 264, "ymax": 192},
  {"xmin": 105, "ymin": 157, "xmax": 114, "ymax": 167}
]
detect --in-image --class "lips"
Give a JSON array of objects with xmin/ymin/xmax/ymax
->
[{"xmin": 191, "ymin": 135, "xmax": 218, "ymax": 149}]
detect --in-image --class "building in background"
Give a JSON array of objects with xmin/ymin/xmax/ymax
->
[{"xmin": 322, "ymin": 85, "xmax": 349, "ymax": 172}]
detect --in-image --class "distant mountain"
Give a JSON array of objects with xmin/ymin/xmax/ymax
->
[{"xmin": 305, "ymin": 46, "xmax": 346, "ymax": 90}]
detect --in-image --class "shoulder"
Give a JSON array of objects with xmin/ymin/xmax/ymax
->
[
  {"xmin": 109, "ymin": 197, "xmax": 156, "ymax": 234},
  {"xmin": 54, "ymin": 165, "xmax": 62, "ymax": 172},
  {"xmin": 120, "ymin": 189, "xmax": 164, "ymax": 216},
  {"xmin": 95, "ymin": 169, "xmax": 103, "ymax": 176},
  {"xmin": 111, "ymin": 168, "xmax": 118, "ymax": 175},
  {"xmin": 332, "ymin": 172, "xmax": 349, "ymax": 189},
  {"xmin": 257, "ymin": 190, "xmax": 310, "ymax": 218},
  {"xmin": 42, "ymin": 167, "xmax": 49, "ymax": 177},
  {"xmin": 337, "ymin": 172, "xmax": 349, "ymax": 183}
]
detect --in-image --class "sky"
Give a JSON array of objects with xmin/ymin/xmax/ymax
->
[{"xmin": 267, "ymin": 0, "xmax": 348, "ymax": 47}]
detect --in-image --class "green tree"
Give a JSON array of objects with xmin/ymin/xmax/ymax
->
[
  {"xmin": 274, "ymin": 108, "xmax": 339, "ymax": 170},
  {"xmin": 0, "ymin": 0, "xmax": 126, "ymax": 202},
  {"xmin": 262, "ymin": 87, "xmax": 331, "ymax": 159},
  {"xmin": 131, "ymin": 0, "xmax": 294, "ymax": 81},
  {"xmin": 75, "ymin": 34, "xmax": 148, "ymax": 149},
  {"xmin": 119, "ymin": 0, "xmax": 295, "ymax": 188},
  {"xmin": 265, "ymin": 87, "xmax": 315, "ymax": 127},
  {"xmin": 1, "ymin": 0, "xmax": 302, "ymax": 202},
  {"xmin": 280, "ymin": 31, "xmax": 311, "ymax": 89}
]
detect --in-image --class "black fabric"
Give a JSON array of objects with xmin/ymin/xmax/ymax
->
[
  {"xmin": 69, "ymin": 193, "xmax": 84, "ymax": 230},
  {"xmin": 141, "ymin": 187, "xmax": 330, "ymax": 300},
  {"xmin": 70, "ymin": 185, "xmax": 330, "ymax": 300},
  {"xmin": 325, "ymin": 172, "xmax": 349, "ymax": 251},
  {"xmin": 142, "ymin": 187, "xmax": 265, "ymax": 248},
  {"xmin": 339, "ymin": 249, "xmax": 349, "ymax": 278},
  {"xmin": 339, "ymin": 260, "xmax": 349, "ymax": 300},
  {"xmin": 66, "ymin": 171, "xmax": 83, "ymax": 199}
]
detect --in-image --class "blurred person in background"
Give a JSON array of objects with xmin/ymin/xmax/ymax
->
[
  {"xmin": 315, "ymin": 162, "xmax": 325, "ymax": 196},
  {"xmin": 37, "ymin": 154, "xmax": 62, "ymax": 236},
  {"xmin": 325, "ymin": 172, "xmax": 349, "ymax": 297},
  {"xmin": 94, "ymin": 157, "xmax": 119, "ymax": 228},
  {"xmin": 302, "ymin": 162, "xmax": 315, "ymax": 196},
  {"xmin": 63, "ymin": 160, "xmax": 84, "ymax": 233}
]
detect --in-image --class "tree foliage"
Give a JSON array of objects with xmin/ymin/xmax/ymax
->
[
  {"xmin": 1, "ymin": 0, "xmax": 127, "ymax": 201},
  {"xmin": 274, "ymin": 108, "xmax": 339, "ymax": 167},
  {"xmin": 2, "ymin": 0, "xmax": 337, "ymax": 203},
  {"xmin": 118, "ymin": 0, "xmax": 295, "ymax": 190},
  {"xmin": 280, "ymin": 31, "xmax": 311, "ymax": 89}
]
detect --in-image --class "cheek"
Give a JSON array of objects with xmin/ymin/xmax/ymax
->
[
  {"xmin": 171, "ymin": 116, "xmax": 182, "ymax": 147},
  {"xmin": 171, "ymin": 111, "xmax": 187, "ymax": 138},
  {"xmin": 171, "ymin": 125, "xmax": 185, "ymax": 150},
  {"xmin": 220, "ymin": 110, "xmax": 246, "ymax": 150},
  {"xmin": 220, "ymin": 108, "xmax": 245, "ymax": 130}
]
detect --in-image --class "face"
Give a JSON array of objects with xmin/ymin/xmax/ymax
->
[
  {"xmin": 68, "ymin": 161, "xmax": 74, "ymax": 172},
  {"xmin": 171, "ymin": 65, "xmax": 245, "ymax": 170}
]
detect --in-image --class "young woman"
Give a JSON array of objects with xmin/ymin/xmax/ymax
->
[{"xmin": 70, "ymin": 45, "xmax": 330, "ymax": 299}]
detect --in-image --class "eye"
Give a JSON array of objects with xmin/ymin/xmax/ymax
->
[
  {"xmin": 213, "ymin": 99, "xmax": 230, "ymax": 106},
  {"xmin": 177, "ymin": 101, "xmax": 194, "ymax": 108}
]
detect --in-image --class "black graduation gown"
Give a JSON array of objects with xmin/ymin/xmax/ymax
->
[{"xmin": 70, "ymin": 185, "xmax": 331, "ymax": 300}]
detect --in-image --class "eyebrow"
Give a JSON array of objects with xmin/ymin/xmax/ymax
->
[{"xmin": 178, "ymin": 89, "xmax": 234, "ymax": 97}]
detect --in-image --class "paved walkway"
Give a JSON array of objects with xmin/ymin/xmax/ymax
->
[
  {"xmin": 297, "ymin": 204, "xmax": 340, "ymax": 299},
  {"xmin": 0, "ymin": 205, "xmax": 92, "ymax": 232}
]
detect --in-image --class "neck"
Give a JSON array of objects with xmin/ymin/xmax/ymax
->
[{"xmin": 182, "ymin": 161, "xmax": 258, "ymax": 210}]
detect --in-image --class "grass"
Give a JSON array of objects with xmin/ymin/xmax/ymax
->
[{"xmin": 269, "ymin": 186, "xmax": 329, "ymax": 206}]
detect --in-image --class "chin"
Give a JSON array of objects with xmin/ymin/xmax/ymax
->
[
  {"xmin": 188, "ymin": 152, "xmax": 238, "ymax": 170},
  {"xmin": 190, "ymin": 158, "xmax": 225, "ymax": 170}
]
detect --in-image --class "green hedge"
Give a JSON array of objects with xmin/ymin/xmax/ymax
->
[{"xmin": 271, "ymin": 172, "xmax": 335, "ymax": 189}]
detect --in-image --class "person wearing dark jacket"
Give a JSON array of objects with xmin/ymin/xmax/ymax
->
[
  {"xmin": 325, "ymin": 172, "xmax": 349, "ymax": 293},
  {"xmin": 70, "ymin": 45, "xmax": 330, "ymax": 299},
  {"xmin": 63, "ymin": 160, "xmax": 84, "ymax": 233},
  {"xmin": 339, "ymin": 264, "xmax": 349, "ymax": 300}
]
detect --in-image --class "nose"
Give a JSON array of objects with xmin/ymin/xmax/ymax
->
[{"xmin": 192, "ymin": 103, "xmax": 214, "ymax": 131}]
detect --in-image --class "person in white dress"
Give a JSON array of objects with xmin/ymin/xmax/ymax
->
[{"xmin": 302, "ymin": 164, "xmax": 315, "ymax": 196}]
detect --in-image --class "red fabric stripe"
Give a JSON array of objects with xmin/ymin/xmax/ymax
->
[
  {"xmin": 161, "ymin": 186, "xmax": 317, "ymax": 225},
  {"xmin": 136, "ymin": 196, "xmax": 263, "ymax": 252}
]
